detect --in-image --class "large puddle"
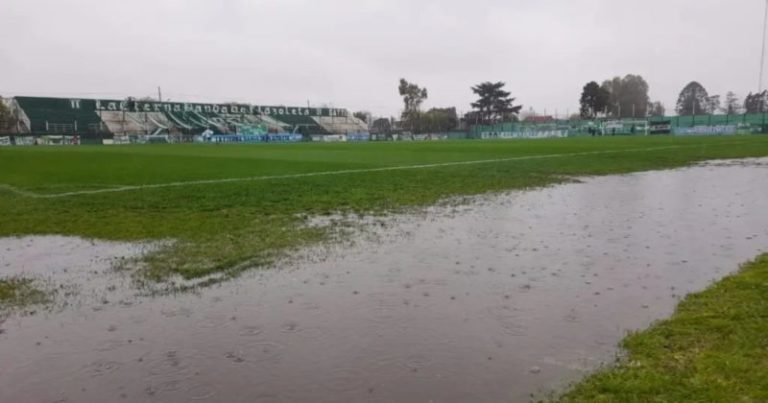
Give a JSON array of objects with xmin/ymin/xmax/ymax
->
[{"xmin": 2, "ymin": 159, "xmax": 768, "ymax": 402}]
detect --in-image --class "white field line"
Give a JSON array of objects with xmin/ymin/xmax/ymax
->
[{"xmin": 0, "ymin": 143, "xmax": 745, "ymax": 199}]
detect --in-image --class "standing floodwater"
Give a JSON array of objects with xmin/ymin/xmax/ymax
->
[{"xmin": 2, "ymin": 159, "xmax": 768, "ymax": 403}]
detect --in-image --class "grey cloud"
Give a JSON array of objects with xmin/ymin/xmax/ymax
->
[{"xmin": 1, "ymin": 0, "xmax": 764, "ymax": 117}]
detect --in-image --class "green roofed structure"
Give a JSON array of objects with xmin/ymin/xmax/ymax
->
[{"xmin": 6, "ymin": 96, "xmax": 367, "ymax": 138}]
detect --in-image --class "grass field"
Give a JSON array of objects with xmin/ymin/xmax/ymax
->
[
  {"xmin": 558, "ymin": 254, "xmax": 768, "ymax": 402},
  {"xmin": 2, "ymin": 136, "xmax": 768, "ymax": 282}
]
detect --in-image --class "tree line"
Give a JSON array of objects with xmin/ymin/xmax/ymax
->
[
  {"xmin": 578, "ymin": 75, "xmax": 664, "ymax": 119},
  {"xmin": 363, "ymin": 79, "xmax": 523, "ymax": 134},
  {"xmin": 672, "ymin": 82, "xmax": 768, "ymax": 116},
  {"xmin": 578, "ymin": 77, "xmax": 765, "ymax": 120},
  {"xmin": 397, "ymin": 78, "xmax": 526, "ymax": 132},
  {"xmin": 358, "ymin": 76, "xmax": 768, "ymax": 135}
]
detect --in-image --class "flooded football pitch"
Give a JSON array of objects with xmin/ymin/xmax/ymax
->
[{"xmin": 2, "ymin": 159, "xmax": 768, "ymax": 403}]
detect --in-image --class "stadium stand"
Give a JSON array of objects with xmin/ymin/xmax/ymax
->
[
  {"xmin": 15, "ymin": 97, "xmax": 103, "ymax": 134},
  {"xmin": 6, "ymin": 96, "xmax": 367, "ymax": 138},
  {"xmin": 276, "ymin": 115, "xmax": 330, "ymax": 135},
  {"xmin": 316, "ymin": 116, "xmax": 368, "ymax": 134},
  {"xmin": 244, "ymin": 114, "xmax": 290, "ymax": 133}
]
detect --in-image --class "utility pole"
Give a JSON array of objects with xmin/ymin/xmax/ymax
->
[
  {"xmin": 158, "ymin": 87, "xmax": 163, "ymax": 102},
  {"xmin": 692, "ymin": 86, "xmax": 696, "ymax": 116},
  {"xmin": 761, "ymin": 0, "xmax": 768, "ymax": 92}
]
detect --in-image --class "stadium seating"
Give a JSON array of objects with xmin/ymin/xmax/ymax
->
[
  {"xmin": 10, "ymin": 96, "xmax": 368, "ymax": 137},
  {"xmin": 244, "ymin": 114, "xmax": 289, "ymax": 133},
  {"xmin": 100, "ymin": 111, "xmax": 146, "ymax": 134},
  {"xmin": 315, "ymin": 116, "xmax": 368, "ymax": 134},
  {"xmin": 273, "ymin": 115, "xmax": 330, "ymax": 135},
  {"xmin": 16, "ymin": 97, "xmax": 103, "ymax": 134}
]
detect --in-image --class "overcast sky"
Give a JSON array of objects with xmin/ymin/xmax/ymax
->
[{"xmin": 0, "ymin": 0, "xmax": 765, "ymax": 117}]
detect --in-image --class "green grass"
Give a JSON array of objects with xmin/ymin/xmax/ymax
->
[
  {"xmin": 2, "ymin": 136, "xmax": 768, "ymax": 281},
  {"xmin": 0, "ymin": 278, "xmax": 48, "ymax": 309},
  {"xmin": 557, "ymin": 254, "xmax": 768, "ymax": 403}
]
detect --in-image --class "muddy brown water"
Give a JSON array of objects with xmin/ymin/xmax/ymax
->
[{"xmin": 2, "ymin": 159, "xmax": 768, "ymax": 403}]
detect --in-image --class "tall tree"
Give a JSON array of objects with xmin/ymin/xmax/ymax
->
[
  {"xmin": 744, "ymin": 91, "xmax": 768, "ymax": 113},
  {"xmin": 601, "ymin": 75, "xmax": 650, "ymax": 118},
  {"xmin": 422, "ymin": 107, "xmax": 458, "ymax": 133},
  {"xmin": 579, "ymin": 81, "xmax": 611, "ymax": 118},
  {"xmin": 648, "ymin": 101, "xmax": 666, "ymax": 117},
  {"xmin": 398, "ymin": 79, "xmax": 428, "ymax": 132},
  {"xmin": 723, "ymin": 91, "xmax": 743, "ymax": 115},
  {"xmin": 470, "ymin": 81, "xmax": 522, "ymax": 125},
  {"xmin": 371, "ymin": 117, "xmax": 392, "ymax": 133},
  {"xmin": 460, "ymin": 111, "xmax": 481, "ymax": 129},
  {"xmin": 675, "ymin": 81, "xmax": 711, "ymax": 116}
]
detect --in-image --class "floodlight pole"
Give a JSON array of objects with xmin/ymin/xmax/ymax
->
[{"xmin": 760, "ymin": 0, "xmax": 768, "ymax": 92}]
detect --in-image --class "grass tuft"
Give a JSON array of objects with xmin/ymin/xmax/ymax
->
[{"xmin": 0, "ymin": 277, "xmax": 49, "ymax": 309}]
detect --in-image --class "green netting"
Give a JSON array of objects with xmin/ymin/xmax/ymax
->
[
  {"xmin": 649, "ymin": 114, "xmax": 768, "ymax": 128},
  {"xmin": 471, "ymin": 113, "xmax": 768, "ymax": 137}
]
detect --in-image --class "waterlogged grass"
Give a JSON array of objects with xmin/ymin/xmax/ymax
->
[
  {"xmin": 558, "ymin": 254, "xmax": 768, "ymax": 402},
  {"xmin": 138, "ymin": 218, "xmax": 327, "ymax": 282},
  {"xmin": 1, "ymin": 136, "xmax": 768, "ymax": 281},
  {"xmin": 0, "ymin": 278, "xmax": 48, "ymax": 309}
]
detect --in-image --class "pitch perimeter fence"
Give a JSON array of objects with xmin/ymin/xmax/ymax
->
[
  {"xmin": 4, "ymin": 112, "xmax": 768, "ymax": 146},
  {"xmin": 471, "ymin": 113, "xmax": 768, "ymax": 138}
]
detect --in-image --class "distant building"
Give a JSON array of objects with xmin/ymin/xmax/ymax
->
[{"xmin": 523, "ymin": 115, "xmax": 555, "ymax": 124}]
